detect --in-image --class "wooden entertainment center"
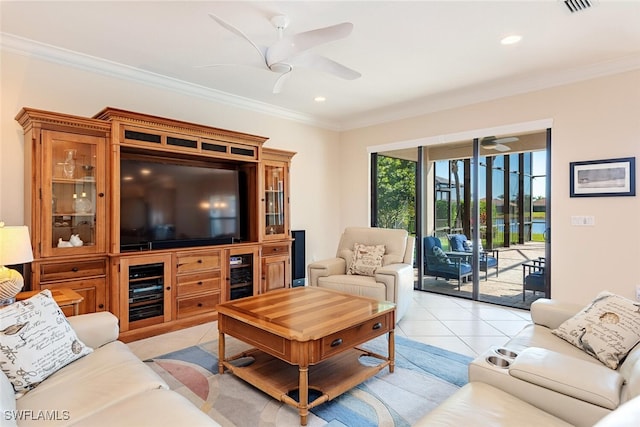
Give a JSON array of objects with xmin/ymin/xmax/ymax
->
[{"xmin": 16, "ymin": 107, "xmax": 295, "ymax": 341}]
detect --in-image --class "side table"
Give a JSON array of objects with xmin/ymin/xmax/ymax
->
[{"xmin": 16, "ymin": 288, "xmax": 84, "ymax": 316}]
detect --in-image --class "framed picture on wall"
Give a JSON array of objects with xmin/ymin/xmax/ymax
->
[{"xmin": 570, "ymin": 157, "xmax": 636, "ymax": 197}]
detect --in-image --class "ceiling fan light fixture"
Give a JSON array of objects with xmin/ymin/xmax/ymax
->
[
  {"xmin": 269, "ymin": 63, "xmax": 292, "ymax": 74},
  {"xmin": 501, "ymin": 34, "xmax": 522, "ymax": 45}
]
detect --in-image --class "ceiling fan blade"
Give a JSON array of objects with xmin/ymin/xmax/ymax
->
[
  {"xmin": 272, "ymin": 70, "xmax": 293, "ymax": 94},
  {"xmin": 494, "ymin": 137, "xmax": 519, "ymax": 144},
  {"xmin": 208, "ymin": 13, "xmax": 267, "ymax": 65},
  {"xmin": 290, "ymin": 52, "xmax": 361, "ymax": 80},
  {"xmin": 494, "ymin": 144, "xmax": 511, "ymax": 152},
  {"xmin": 266, "ymin": 22, "xmax": 353, "ymax": 66}
]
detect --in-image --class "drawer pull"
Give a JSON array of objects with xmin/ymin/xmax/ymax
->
[
  {"xmin": 372, "ymin": 322, "xmax": 383, "ymax": 330},
  {"xmin": 198, "ymin": 281, "xmax": 203, "ymax": 285},
  {"xmin": 330, "ymin": 338, "xmax": 343, "ymax": 348},
  {"xmin": 71, "ymin": 267, "xmax": 79, "ymax": 272},
  {"xmin": 197, "ymin": 259, "xmax": 203, "ymax": 263},
  {"xmin": 197, "ymin": 303, "xmax": 203, "ymax": 307}
]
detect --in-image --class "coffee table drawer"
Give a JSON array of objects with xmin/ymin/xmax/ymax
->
[{"xmin": 320, "ymin": 313, "xmax": 392, "ymax": 358}]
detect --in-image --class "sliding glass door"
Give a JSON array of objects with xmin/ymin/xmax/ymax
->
[{"xmin": 372, "ymin": 130, "xmax": 550, "ymax": 310}]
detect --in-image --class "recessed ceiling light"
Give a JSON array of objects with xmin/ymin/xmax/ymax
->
[
  {"xmin": 501, "ymin": 35, "xmax": 522, "ymax": 45},
  {"xmin": 314, "ymin": 96, "xmax": 326, "ymax": 103}
]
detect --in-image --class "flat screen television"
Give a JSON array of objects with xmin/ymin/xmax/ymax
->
[{"xmin": 120, "ymin": 155, "xmax": 248, "ymax": 251}]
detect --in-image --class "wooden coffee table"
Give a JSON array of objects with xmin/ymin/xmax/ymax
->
[{"xmin": 216, "ymin": 286, "xmax": 395, "ymax": 426}]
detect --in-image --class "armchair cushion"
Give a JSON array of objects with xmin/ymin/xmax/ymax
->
[
  {"xmin": 347, "ymin": 243, "xmax": 385, "ymax": 276},
  {"xmin": 309, "ymin": 227, "xmax": 413, "ymax": 322},
  {"xmin": 432, "ymin": 246, "xmax": 452, "ymax": 264},
  {"xmin": 449, "ymin": 234, "xmax": 468, "ymax": 252},
  {"xmin": 0, "ymin": 290, "xmax": 93, "ymax": 393},
  {"xmin": 552, "ymin": 291, "xmax": 640, "ymax": 369}
]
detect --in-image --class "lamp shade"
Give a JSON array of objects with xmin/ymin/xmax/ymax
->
[{"xmin": 0, "ymin": 224, "xmax": 34, "ymax": 266}]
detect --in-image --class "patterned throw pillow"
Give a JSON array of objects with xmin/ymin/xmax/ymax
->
[
  {"xmin": 432, "ymin": 246, "xmax": 452, "ymax": 264},
  {"xmin": 0, "ymin": 290, "xmax": 93, "ymax": 393},
  {"xmin": 348, "ymin": 243, "xmax": 385, "ymax": 276},
  {"xmin": 552, "ymin": 291, "xmax": 640, "ymax": 369}
]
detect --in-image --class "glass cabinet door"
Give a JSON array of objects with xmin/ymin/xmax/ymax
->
[
  {"xmin": 42, "ymin": 130, "xmax": 106, "ymax": 256},
  {"xmin": 263, "ymin": 162, "xmax": 287, "ymax": 238}
]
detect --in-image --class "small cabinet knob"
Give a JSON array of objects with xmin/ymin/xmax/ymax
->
[
  {"xmin": 372, "ymin": 322, "xmax": 383, "ymax": 330},
  {"xmin": 98, "ymin": 193, "xmax": 105, "ymax": 197},
  {"xmin": 330, "ymin": 338, "xmax": 343, "ymax": 348},
  {"xmin": 71, "ymin": 267, "xmax": 79, "ymax": 272}
]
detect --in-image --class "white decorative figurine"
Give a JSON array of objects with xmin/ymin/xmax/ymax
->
[
  {"xmin": 57, "ymin": 238, "xmax": 73, "ymax": 248},
  {"xmin": 69, "ymin": 234, "xmax": 84, "ymax": 247}
]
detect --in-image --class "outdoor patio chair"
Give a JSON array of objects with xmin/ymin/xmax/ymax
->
[
  {"xmin": 447, "ymin": 234, "xmax": 499, "ymax": 280},
  {"xmin": 522, "ymin": 257, "xmax": 545, "ymax": 301},
  {"xmin": 423, "ymin": 236, "xmax": 472, "ymax": 290}
]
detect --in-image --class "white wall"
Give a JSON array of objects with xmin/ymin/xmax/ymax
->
[
  {"xmin": 0, "ymin": 50, "xmax": 342, "ymax": 264},
  {"xmin": 340, "ymin": 70, "xmax": 640, "ymax": 304}
]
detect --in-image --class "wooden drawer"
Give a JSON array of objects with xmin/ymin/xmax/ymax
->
[
  {"xmin": 40, "ymin": 259, "xmax": 106, "ymax": 282},
  {"xmin": 176, "ymin": 251, "xmax": 221, "ymax": 274},
  {"xmin": 176, "ymin": 292, "xmax": 220, "ymax": 319},
  {"xmin": 262, "ymin": 243, "xmax": 289, "ymax": 257},
  {"xmin": 176, "ymin": 271, "xmax": 221, "ymax": 297},
  {"xmin": 320, "ymin": 313, "xmax": 392, "ymax": 359}
]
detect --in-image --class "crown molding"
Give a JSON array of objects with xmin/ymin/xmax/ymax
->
[
  {"xmin": 3, "ymin": 32, "xmax": 639, "ymax": 133},
  {"xmin": 0, "ymin": 33, "xmax": 340, "ymax": 131}
]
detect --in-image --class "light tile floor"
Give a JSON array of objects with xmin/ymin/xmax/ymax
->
[{"xmin": 128, "ymin": 290, "xmax": 532, "ymax": 360}]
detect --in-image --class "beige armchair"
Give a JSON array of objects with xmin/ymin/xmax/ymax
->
[{"xmin": 307, "ymin": 227, "xmax": 415, "ymax": 322}]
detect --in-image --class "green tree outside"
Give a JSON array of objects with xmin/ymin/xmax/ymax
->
[{"xmin": 376, "ymin": 156, "xmax": 416, "ymax": 232}]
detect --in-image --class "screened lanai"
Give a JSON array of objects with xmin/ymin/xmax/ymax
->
[{"xmin": 372, "ymin": 130, "xmax": 549, "ymax": 309}]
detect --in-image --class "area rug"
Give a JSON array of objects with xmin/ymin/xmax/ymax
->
[{"xmin": 145, "ymin": 335, "xmax": 472, "ymax": 427}]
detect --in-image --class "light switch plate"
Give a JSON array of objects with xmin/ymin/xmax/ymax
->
[{"xmin": 571, "ymin": 215, "xmax": 595, "ymax": 226}]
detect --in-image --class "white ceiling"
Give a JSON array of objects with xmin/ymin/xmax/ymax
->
[{"xmin": 2, "ymin": 1, "xmax": 640, "ymax": 130}]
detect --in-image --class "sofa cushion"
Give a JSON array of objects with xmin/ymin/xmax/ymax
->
[
  {"xmin": 509, "ymin": 347, "xmax": 624, "ymax": 409},
  {"xmin": 0, "ymin": 290, "xmax": 92, "ymax": 393},
  {"xmin": 16, "ymin": 341, "xmax": 168, "ymax": 427},
  {"xmin": 552, "ymin": 291, "xmax": 640, "ymax": 369},
  {"xmin": 414, "ymin": 382, "xmax": 573, "ymax": 427},
  {"xmin": 69, "ymin": 388, "xmax": 219, "ymax": 427},
  {"xmin": 347, "ymin": 243, "xmax": 385, "ymax": 276},
  {"xmin": 1, "ymin": 372, "xmax": 17, "ymax": 427}
]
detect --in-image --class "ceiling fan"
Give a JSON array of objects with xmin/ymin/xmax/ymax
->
[
  {"xmin": 480, "ymin": 136, "xmax": 519, "ymax": 152},
  {"xmin": 205, "ymin": 13, "xmax": 361, "ymax": 94}
]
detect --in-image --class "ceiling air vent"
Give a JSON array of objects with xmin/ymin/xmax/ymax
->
[{"xmin": 563, "ymin": 0, "xmax": 596, "ymax": 13}]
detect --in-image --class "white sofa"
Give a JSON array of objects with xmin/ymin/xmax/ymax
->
[
  {"xmin": 307, "ymin": 227, "xmax": 414, "ymax": 321},
  {"xmin": 417, "ymin": 298, "xmax": 640, "ymax": 426},
  {"xmin": 1, "ymin": 311, "xmax": 219, "ymax": 427}
]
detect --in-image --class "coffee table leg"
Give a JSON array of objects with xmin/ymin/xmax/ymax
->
[
  {"xmin": 389, "ymin": 329, "xmax": 395, "ymax": 373},
  {"xmin": 299, "ymin": 365, "xmax": 309, "ymax": 426},
  {"xmin": 218, "ymin": 331, "xmax": 225, "ymax": 374}
]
